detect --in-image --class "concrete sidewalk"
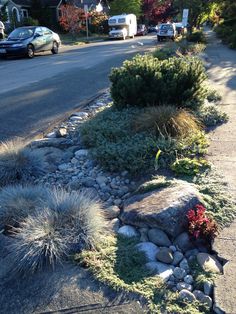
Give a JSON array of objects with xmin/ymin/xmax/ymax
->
[{"xmin": 205, "ymin": 29, "xmax": 236, "ymax": 314}]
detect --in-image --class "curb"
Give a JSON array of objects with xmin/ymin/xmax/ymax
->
[{"xmin": 25, "ymin": 88, "xmax": 109, "ymax": 142}]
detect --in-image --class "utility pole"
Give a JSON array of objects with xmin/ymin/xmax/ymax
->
[{"xmin": 84, "ymin": 4, "xmax": 89, "ymax": 40}]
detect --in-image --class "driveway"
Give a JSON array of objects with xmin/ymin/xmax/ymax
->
[{"xmin": 0, "ymin": 35, "xmax": 156, "ymax": 141}]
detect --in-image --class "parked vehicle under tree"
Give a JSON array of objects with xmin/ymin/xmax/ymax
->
[{"xmin": 157, "ymin": 23, "xmax": 177, "ymax": 42}]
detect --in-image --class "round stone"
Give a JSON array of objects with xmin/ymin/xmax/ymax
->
[
  {"xmin": 204, "ymin": 281, "xmax": 213, "ymax": 296},
  {"xmin": 118, "ymin": 225, "xmax": 139, "ymax": 238},
  {"xmin": 145, "ymin": 261, "xmax": 174, "ymax": 281},
  {"xmin": 185, "ymin": 248, "xmax": 199, "ymax": 259},
  {"xmin": 156, "ymin": 248, "xmax": 174, "ymax": 264},
  {"xmin": 113, "ymin": 199, "xmax": 122, "ymax": 206},
  {"xmin": 135, "ymin": 242, "xmax": 159, "ymax": 262},
  {"xmin": 197, "ymin": 253, "xmax": 223, "ymax": 273},
  {"xmin": 148, "ymin": 228, "xmax": 171, "ymax": 247},
  {"xmin": 169, "ymin": 245, "xmax": 177, "ymax": 253},
  {"xmin": 103, "ymin": 206, "xmax": 120, "ymax": 220},
  {"xmin": 172, "ymin": 251, "xmax": 184, "ymax": 266},
  {"xmin": 108, "ymin": 218, "xmax": 120, "ymax": 233},
  {"xmin": 179, "ymin": 258, "xmax": 190, "ymax": 271},
  {"xmin": 193, "ymin": 290, "xmax": 213, "ymax": 308},
  {"xmin": 173, "ymin": 267, "xmax": 187, "ymax": 280},
  {"xmin": 177, "ymin": 282, "xmax": 193, "ymax": 291},
  {"xmin": 167, "ymin": 281, "xmax": 176, "ymax": 289},
  {"xmin": 139, "ymin": 228, "xmax": 149, "ymax": 242},
  {"xmin": 184, "ymin": 275, "xmax": 194, "ymax": 285},
  {"xmin": 173, "ymin": 232, "xmax": 194, "ymax": 252},
  {"xmin": 178, "ymin": 289, "xmax": 196, "ymax": 302}
]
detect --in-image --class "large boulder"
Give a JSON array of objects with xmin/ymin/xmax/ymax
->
[{"xmin": 120, "ymin": 181, "xmax": 202, "ymax": 237}]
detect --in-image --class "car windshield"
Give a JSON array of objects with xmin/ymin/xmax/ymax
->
[
  {"xmin": 8, "ymin": 28, "xmax": 35, "ymax": 40},
  {"xmin": 160, "ymin": 24, "xmax": 173, "ymax": 31},
  {"xmin": 110, "ymin": 26, "xmax": 125, "ymax": 30}
]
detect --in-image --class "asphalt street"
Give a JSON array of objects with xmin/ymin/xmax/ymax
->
[{"xmin": 0, "ymin": 35, "xmax": 156, "ymax": 141}]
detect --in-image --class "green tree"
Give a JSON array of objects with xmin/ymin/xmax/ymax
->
[
  {"xmin": 173, "ymin": 0, "xmax": 213, "ymax": 28},
  {"xmin": 110, "ymin": 0, "xmax": 142, "ymax": 17},
  {"xmin": 214, "ymin": 0, "xmax": 236, "ymax": 48},
  {"xmin": 30, "ymin": 0, "xmax": 53, "ymax": 28},
  {"xmin": 0, "ymin": 2, "xmax": 8, "ymax": 22}
]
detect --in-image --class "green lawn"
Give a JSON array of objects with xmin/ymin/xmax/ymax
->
[{"xmin": 59, "ymin": 33, "xmax": 108, "ymax": 45}]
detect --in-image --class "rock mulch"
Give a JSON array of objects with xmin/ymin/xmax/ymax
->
[
  {"xmin": 25, "ymin": 88, "xmax": 224, "ymax": 312},
  {"xmin": 32, "ymin": 90, "xmax": 136, "ymax": 208},
  {"xmin": 116, "ymin": 223, "xmax": 218, "ymax": 309}
]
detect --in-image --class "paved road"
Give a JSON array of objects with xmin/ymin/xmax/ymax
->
[{"xmin": 0, "ymin": 35, "xmax": 156, "ymax": 141}]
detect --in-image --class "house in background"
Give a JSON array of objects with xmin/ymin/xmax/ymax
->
[
  {"xmin": 0, "ymin": 0, "xmax": 108, "ymax": 29},
  {"xmin": 0, "ymin": 0, "xmax": 62, "ymax": 27}
]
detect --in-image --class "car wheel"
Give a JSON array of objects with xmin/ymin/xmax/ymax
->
[
  {"xmin": 27, "ymin": 44, "xmax": 34, "ymax": 58},
  {"xmin": 51, "ymin": 41, "xmax": 59, "ymax": 54}
]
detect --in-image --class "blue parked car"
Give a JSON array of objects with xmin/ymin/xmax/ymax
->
[{"xmin": 0, "ymin": 26, "xmax": 61, "ymax": 59}]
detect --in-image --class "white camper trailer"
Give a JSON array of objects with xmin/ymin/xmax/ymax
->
[{"xmin": 108, "ymin": 14, "xmax": 137, "ymax": 40}]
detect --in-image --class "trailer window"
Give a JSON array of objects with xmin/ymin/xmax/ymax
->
[
  {"xmin": 118, "ymin": 18, "xmax": 125, "ymax": 23},
  {"xmin": 109, "ymin": 19, "xmax": 116, "ymax": 24}
]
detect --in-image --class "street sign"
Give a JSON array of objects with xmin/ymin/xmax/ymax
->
[
  {"xmin": 96, "ymin": 3, "xmax": 103, "ymax": 12},
  {"xmin": 84, "ymin": 4, "xmax": 88, "ymax": 15},
  {"xmin": 182, "ymin": 9, "xmax": 189, "ymax": 27}
]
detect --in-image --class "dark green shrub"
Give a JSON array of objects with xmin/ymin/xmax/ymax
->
[
  {"xmin": 215, "ymin": 21, "xmax": 236, "ymax": 49},
  {"xmin": 153, "ymin": 47, "xmax": 175, "ymax": 60},
  {"xmin": 19, "ymin": 17, "xmax": 39, "ymax": 26},
  {"xmin": 186, "ymin": 30, "xmax": 206, "ymax": 43},
  {"xmin": 110, "ymin": 54, "xmax": 207, "ymax": 110}
]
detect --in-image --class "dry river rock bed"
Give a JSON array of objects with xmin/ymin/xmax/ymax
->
[{"xmin": 19, "ymin": 89, "xmax": 224, "ymax": 312}]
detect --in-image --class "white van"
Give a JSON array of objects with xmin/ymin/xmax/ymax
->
[{"xmin": 108, "ymin": 14, "xmax": 137, "ymax": 40}]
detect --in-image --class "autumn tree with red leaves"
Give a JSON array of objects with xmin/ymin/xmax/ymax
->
[
  {"xmin": 143, "ymin": 0, "xmax": 174, "ymax": 25},
  {"xmin": 59, "ymin": 4, "xmax": 86, "ymax": 34},
  {"xmin": 89, "ymin": 10, "xmax": 108, "ymax": 34}
]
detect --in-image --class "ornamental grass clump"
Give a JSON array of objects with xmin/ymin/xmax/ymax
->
[
  {"xmin": 8, "ymin": 208, "xmax": 67, "ymax": 274},
  {"xmin": 110, "ymin": 54, "xmax": 207, "ymax": 110},
  {"xmin": 0, "ymin": 185, "xmax": 49, "ymax": 230},
  {"xmin": 186, "ymin": 30, "xmax": 206, "ymax": 44},
  {"xmin": 0, "ymin": 140, "xmax": 45, "ymax": 186},
  {"xmin": 46, "ymin": 188, "xmax": 106, "ymax": 251},
  {"xmin": 134, "ymin": 106, "xmax": 202, "ymax": 138},
  {"xmin": 4, "ymin": 187, "xmax": 106, "ymax": 274}
]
